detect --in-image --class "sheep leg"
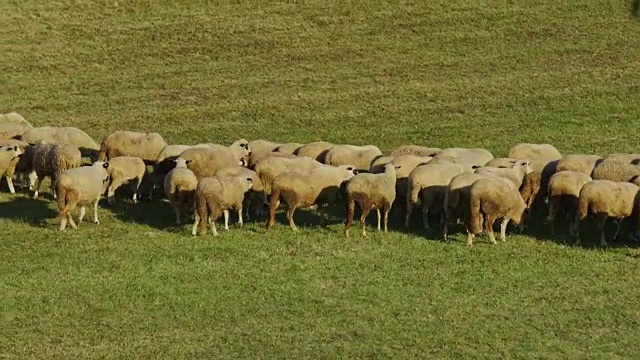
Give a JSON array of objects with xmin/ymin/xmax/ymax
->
[
  {"xmin": 486, "ymin": 216, "xmax": 497, "ymax": 244},
  {"xmin": 466, "ymin": 230, "xmax": 475, "ymax": 246},
  {"xmin": 360, "ymin": 207, "xmax": 371, "ymax": 237},
  {"xmin": 237, "ymin": 207, "xmax": 244, "ymax": 227},
  {"xmin": 612, "ymin": 219, "xmax": 623, "ymax": 242},
  {"xmin": 33, "ymin": 176, "xmax": 43, "ymax": 199},
  {"xmin": 223, "ymin": 210, "xmax": 230, "ymax": 230},
  {"xmin": 106, "ymin": 178, "xmax": 123, "ymax": 205},
  {"xmin": 287, "ymin": 206, "xmax": 298, "ymax": 232},
  {"xmin": 547, "ymin": 198, "xmax": 557, "ymax": 235},
  {"xmin": 50, "ymin": 174, "xmax": 58, "ymax": 199},
  {"xmin": 499, "ymin": 218, "xmax": 509, "ymax": 242},
  {"xmin": 6, "ymin": 176, "xmax": 15, "ymax": 194},
  {"xmin": 93, "ymin": 199, "xmax": 100, "ymax": 224},
  {"xmin": 66, "ymin": 211, "xmax": 77, "ymax": 230},
  {"xmin": 173, "ymin": 205, "xmax": 182, "ymax": 225},
  {"xmin": 27, "ymin": 171, "xmax": 36, "ymax": 191},
  {"xmin": 376, "ymin": 208, "xmax": 381, "ymax": 232},
  {"xmin": 421, "ymin": 205, "xmax": 430, "ymax": 230},
  {"xmin": 383, "ymin": 205, "xmax": 390, "ymax": 233},
  {"xmin": 131, "ymin": 177, "xmax": 143, "ymax": 204},
  {"xmin": 404, "ymin": 200, "xmax": 413, "ymax": 228},
  {"xmin": 78, "ymin": 206, "xmax": 86, "ymax": 224},
  {"xmin": 208, "ymin": 216, "xmax": 218, "ymax": 236},
  {"xmin": 596, "ymin": 214, "xmax": 608, "ymax": 247},
  {"xmin": 192, "ymin": 212, "xmax": 201, "ymax": 236}
]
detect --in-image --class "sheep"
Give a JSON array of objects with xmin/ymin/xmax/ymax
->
[
  {"xmin": 465, "ymin": 176, "xmax": 528, "ymax": 246},
  {"xmin": 248, "ymin": 140, "xmax": 281, "ymax": 167},
  {"xmin": 603, "ymin": 153, "xmax": 640, "ymax": 164},
  {"xmin": 473, "ymin": 159, "xmax": 533, "ymax": 190},
  {"xmin": 192, "ymin": 175, "xmax": 254, "ymax": 236},
  {"xmin": 97, "ymin": 131, "xmax": 167, "ymax": 164},
  {"xmin": 591, "ymin": 161, "xmax": 640, "ymax": 183},
  {"xmin": 0, "ymin": 145, "xmax": 24, "ymax": 194},
  {"xmin": 573, "ymin": 180, "xmax": 640, "ymax": 246},
  {"xmin": 177, "ymin": 146, "xmax": 245, "ymax": 181},
  {"xmin": 21, "ymin": 126, "xmax": 100, "ymax": 161},
  {"xmin": 433, "ymin": 147, "xmax": 494, "ymax": 166},
  {"xmin": 344, "ymin": 163, "xmax": 400, "ymax": 237},
  {"xmin": 155, "ymin": 144, "xmax": 193, "ymax": 175},
  {"xmin": 508, "ymin": 143, "xmax": 562, "ymax": 161},
  {"xmin": 0, "ymin": 122, "xmax": 31, "ymax": 140},
  {"xmin": 32, "ymin": 142, "xmax": 82, "ymax": 199},
  {"xmin": 383, "ymin": 154, "xmax": 435, "ymax": 219},
  {"xmin": 254, "ymin": 156, "xmax": 324, "ymax": 193},
  {"xmin": 274, "ymin": 143, "xmax": 303, "ymax": 155},
  {"xmin": 546, "ymin": 171, "xmax": 592, "ymax": 236},
  {"xmin": 405, "ymin": 162, "xmax": 471, "ymax": 229},
  {"xmin": 0, "ymin": 112, "xmax": 32, "ymax": 127},
  {"xmin": 485, "ymin": 158, "xmax": 519, "ymax": 168},
  {"xmin": 0, "ymin": 139, "xmax": 30, "ymax": 193},
  {"xmin": 104, "ymin": 156, "xmax": 147, "ymax": 204},
  {"xmin": 369, "ymin": 156, "xmax": 395, "ymax": 173},
  {"xmin": 248, "ymin": 150, "xmax": 298, "ymax": 169},
  {"xmin": 324, "ymin": 144, "xmax": 383, "ymax": 172},
  {"xmin": 215, "ymin": 165, "xmax": 266, "ymax": 221},
  {"xmin": 389, "ymin": 145, "xmax": 441, "ymax": 157},
  {"xmin": 163, "ymin": 158, "xmax": 198, "ymax": 225},
  {"xmin": 294, "ymin": 141, "xmax": 334, "ymax": 162},
  {"xmin": 266, "ymin": 164, "xmax": 357, "ymax": 231},
  {"xmin": 517, "ymin": 160, "xmax": 558, "ymax": 223},
  {"xmin": 56, "ymin": 161, "xmax": 110, "ymax": 231},
  {"xmin": 206, "ymin": 139, "xmax": 251, "ymax": 166},
  {"xmin": 556, "ymin": 154, "xmax": 603, "ymax": 176}
]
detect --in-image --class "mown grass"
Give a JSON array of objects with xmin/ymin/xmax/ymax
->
[{"xmin": 2, "ymin": 1, "xmax": 640, "ymax": 358}]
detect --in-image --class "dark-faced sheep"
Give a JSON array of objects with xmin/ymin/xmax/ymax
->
[{"xmin": 344, "ymin": 163, "xmax": 400, "ymax": 237}]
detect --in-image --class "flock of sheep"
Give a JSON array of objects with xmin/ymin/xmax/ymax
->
[{"xmin": 2, "ymin": 111, "xmax": 640, "ymax": 246}]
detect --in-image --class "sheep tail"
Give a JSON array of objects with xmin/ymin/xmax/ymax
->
[
  {"xmin": 195, "ymin": 194, "xmax": 208, "ymax": 234},
  {"xmin": 576, "ymin": 195, "xmax": 589, "ymax": 222},
  {"xmin": 56, "ymin": 184, "xmax": 69, "ymax": 221},
  {"xmin": 469, "ymin": 191, "xmax": 482, "ymax": 235},
  {"xmin": 344, "ymin": 192, "xmax": 355, "ymax": 234},
  {"xmin": 266, "ymin": 185, "xmax": 281, "ymax": 229}
]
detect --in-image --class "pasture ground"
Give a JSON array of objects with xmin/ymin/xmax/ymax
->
[{"xmin": 2, "ymin": 1, "xmax": 640, "ymax": 358}]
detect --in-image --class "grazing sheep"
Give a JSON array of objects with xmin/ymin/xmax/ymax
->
[
  {"xmin": 0, "ymin": 139, "xmax": 30, "ymax": 193},
  {"xmin": 384, "ymin": 154, "xmax": 435, "ymax": 219},
  {"xmin": 32, "ymin": 142, "xmax": 82, "ymax": 199},
  {"xmin": 104, "ymin": 156, "xmax": 146, "ymax": 204},
  {"xmin": 274, "ymin": 143, "xmax": 303, "ymax": 155},
  {"xmin": 0, "ymin": 122, "xmax": 31, "ymax": 140},
  {"xmin": 254, "ymin": 156, "xmax": 324, "ymax": 193},
  {"xmin": 591, "ymin": 160, "xmax": 640, "ymax": 183},
  {"xmin": 508, "ymin": 143, "xmax": 562, "ymax": 161},
  {"xmin": 434, "ymin": 147, "xmax": 494, "ymax": 166},
  {"xmin": 0, "ymin": 112, "xmax": 32, "ymax": 127},
  {"xmin": 248, "ymin": 140, "xmax": 281, "ymax": 167},
  {"xmin": 177, "ymin": 146, "xmax": 245, "ymax": 181},
  {"xmin": 603, "ymin": 153, "xmax": 640, "ymax": 164},
  {"xmin": 155, "ymin": 144, "xmax": 193, "ymax": 175},
  {"xmin": 56, "ymin": 161, "xmax": 110, "ymax": 231},
  {"xmin": 466, "ymin": 177, "xmax": 528, "ymax": 246},
  {"xmin": 0, "ymin": 145, "xmax": 24, "ymax": 194},
  {"xmin": 192, "ymin": 175, "xmax": 254, "ymax": 236},
  {"xmin": 248, "ymin": 150, "xmax": 298, "ymax": 169},
  {"xmin": 344, "ymin": 163, "xmax": 401, "ymax": 237},
  {"xmin": 324, "ymin": 144, "xmax": 383, "ymax": 172},
  {"xmin": 546, "ymin": 171, "xmax": 592, "ymax": 235},
  {"xmin": 215, "ymin": 165, "xmax": 266, "ymax": 221},
  {"xmin": 389, "ymin": 145, "xmax": 441, "ymax": 157},
  {"xmin": 98, "ymin": 131, "xmax": 167, "ymax": 164},
  {"xmin": 574, "ymin": 180, "xmax": 640, "ymax": 246},
  {"xmin": 369, "ymin": 156, "xmax": 395, "ymax": 173},
  {"xmin": 206, "ymin": 139, "xmax": 251, "ymax": 166},
  {"xmin": 473, "ymin": 159, "xmax": 533, "ymax": 189},
  {"xmin": 556, "ymin": 154, "xmax": 603, "ymax": 176},
  {"xmin": 294, "ymin": 141, "xmax": 334, "ymax": 162},
  {"xmin": 405, "ymin": 163, "xmax": 470, "ymax": 229},
  {"xmin": 164, "ymin": 158, "xmax": 198, "ymax": 225},
  {"xmin": 266, "ymin": 164, "xmax": 357, "ymax": 231},
  {"xmin": 485, "ymin": 158, "xmax": 519, "ymax": 168},
  {"xmin": 21, "ymin": 126, "xmax": 100, "ymax": 161}
]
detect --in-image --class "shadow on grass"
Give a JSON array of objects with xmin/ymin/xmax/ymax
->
[{"xmin": 0, "ymin": 196, "xmax": 58, "ymax": 225}]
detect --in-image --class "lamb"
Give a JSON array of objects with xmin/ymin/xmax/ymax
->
[
  {"xmin": 556, "ymin": 154, "xmax": 603, "ymax": 176},
  {"xmin": 294, "ymin": 141, "xmax": 334, "ymax": 162},
  {"xmin": 0, "ymin": 112, "xmax": 32, "ymax": 127},
  {"xmin": 324, "ymin": 144, "xmax": 383, "ymax": 172},
  {"xmin": 405, "ymin": 162, "xmax": 470, "ymax": 229},
  {"xmin": 266, "ymin": 164, "xmax": 357, "ymax": 231},
  {"xmin": 573, "ymin": 180, "xmax": 640, "ymax": 246},
  {"xmin": 192, "ymin": 175, "xmax": 254, "ymax": 236},
  {"xmin": 433, "ymin": 147, "xmax": 494, "ymax": 166},
  {"xmin": 97, "ymin": 131, "xmax": 167, "ymax": 164},
  {"xmin": 508, "ymin": 143, "xmax": 562, "ymax": 161},
  {"xmin": 0, "ymin": 122, "xmax": 32, "ymax": 140},
  {"xmin": 215, "ymin": 165, "xmax": 266, "ymax": 221},
  {"xmin": 590, "ymin": 161, "xmax": 640, "ymax": 183},
  {"xmin": 21, "ymin": 126, "xmax": 100, "ymax": 161},
  {"xmin": 465, "ymin": 177, "xmax": 528, "ymax": 246},
  {"xmin": 546, "ymin": 171, "xmax": 592, "ymax": 235},
  {"xmin": 344, "ymin": 163, "xmax": 401, "ymax": 237},
  {"xmin": 104, "ymin": 156, "xmax": 147, "ymax": 204},
  {"xmin": 163, "ymin": 158, "xmax": 198, "ymax": 225},
  {"xmin": 56, "ymin": 161, "xmax": 110, "ymax": 231},
  {"xmin": 389, "ymin": 145, "xmax": 441, "ymax": 157},
  {"xmin": 177, "ymin": 146, "xmax": 245, "ymax": 181},
  {"xmin": 32, "ymin": 142, "xmax": 82, "ymax": 199},
  {"xmin": 274, "ymin": 143, "xmax": 303, "ymax": 155},
  {"xmin": 0, "ymin": 145, "xmax": 24, "ymax": 194},
  {"xmin": 254, "ymin": 156, "xmax": 324, "ymax": 193}
]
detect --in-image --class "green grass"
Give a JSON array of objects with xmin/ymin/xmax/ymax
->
[{"xmin": 2, "ymin": 1, "xmax": 640, "ymax": 358}]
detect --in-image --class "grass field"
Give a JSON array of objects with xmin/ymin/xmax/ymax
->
[{"xmin": 2, "ymin": 1, "xmax": 640, "ymax": 358}]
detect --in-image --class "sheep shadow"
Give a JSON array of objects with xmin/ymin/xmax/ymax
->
[
  {"xmin": 108, "ymin": 197, "xmax": 177, "ymax": 230},
  {"xmin": 0, "ymin": 196, "xmax": 58, "ymax": 225}
]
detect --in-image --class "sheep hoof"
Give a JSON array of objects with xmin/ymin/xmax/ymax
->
[{"xmin": 94, "ymin": 220, "xmax": 99, "ymax": 225}]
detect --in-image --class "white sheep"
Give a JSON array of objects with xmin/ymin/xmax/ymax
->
[
  {"xmin": 98, "ymin": 131, "xmax": 167, "ymax": 164},
  {"xmin": 164, "ymin": 158, "xmax": 198, "ymax": 225},
  {"xmin": 324, "ymin": 144, "xmax": 383, "ymax": 172},
  {"xmin": 0, "ymin": 145, "xmax": 24, "ymax": 194},
  {"xmin": 104, "ymin": 156, "xmax": 147, "ymax": 204},
  {"xmin": 21, "ymin": 126, "xmax": 100, "ymax": 162}
]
